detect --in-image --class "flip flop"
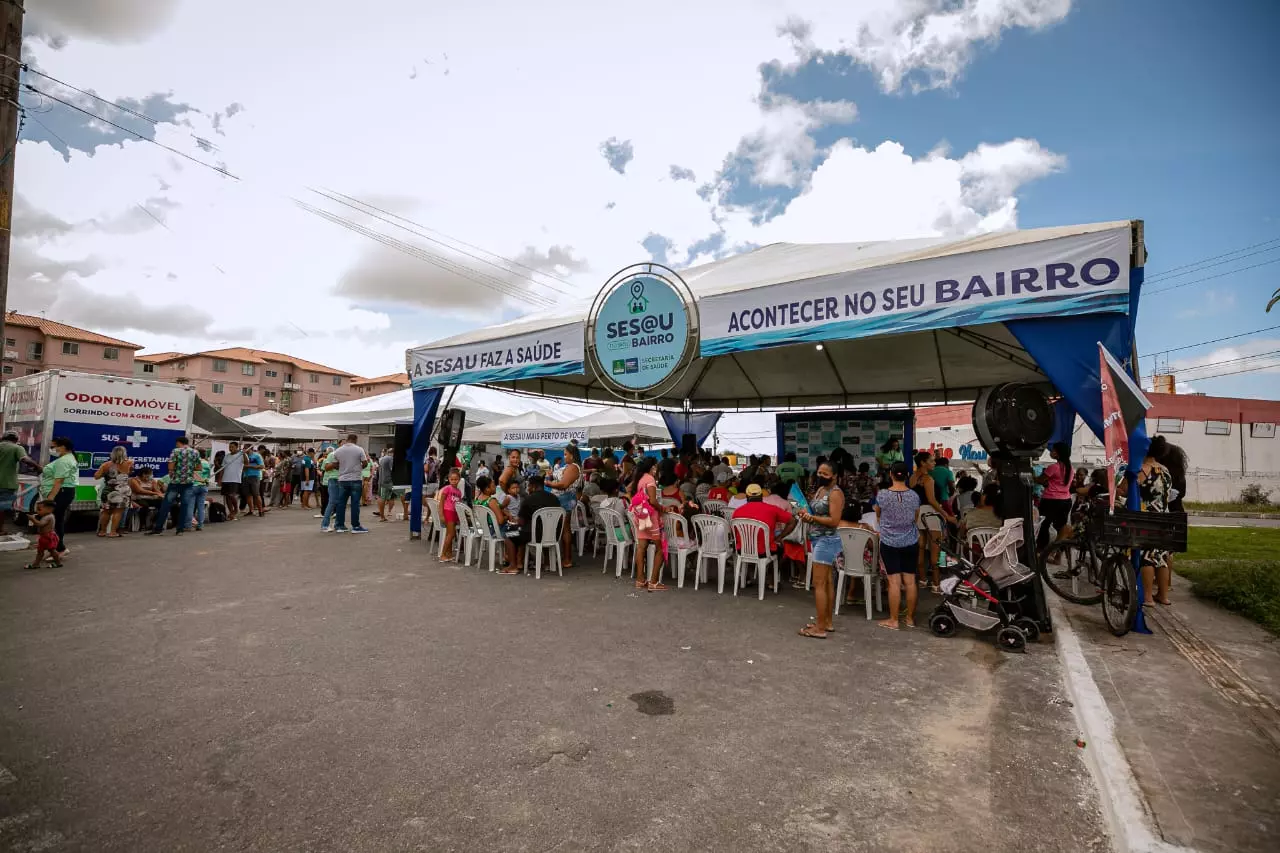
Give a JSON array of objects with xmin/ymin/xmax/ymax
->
[
  {"xmin": 877, "ymin": 620, "xmax": 900, "ymax": 631},
  {"xmin": 798, "ymin": 626, "xmax": 827, "ymax": 639},
  {"xmin": 647, "ymin": 583, "xmax": 669, "ymax": 592}
]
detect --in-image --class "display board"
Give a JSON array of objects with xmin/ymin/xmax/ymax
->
[{"xmin": 775, "ymin": 409, "xmax": 914, "ymax": 471}]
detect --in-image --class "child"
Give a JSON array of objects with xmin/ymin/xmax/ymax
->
[
  {"xmin": 437, "ymin": 468, "xmax": 463, "ymax": 562},
  {"xmin": 25, "ymin": 500, "xmax": 61, "ymax": 569}
]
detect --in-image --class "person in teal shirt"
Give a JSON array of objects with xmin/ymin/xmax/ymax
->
[
  {"xmin": 39, "ymin": 436, "xmax": 80, "ymax": 560},
  {"xmin": 929, "ymin": 456, "xmax": 956, "ymax": 507},
  {"xmin": 775, "ymin": 452, "xmax": 805, "ymax": 486}
]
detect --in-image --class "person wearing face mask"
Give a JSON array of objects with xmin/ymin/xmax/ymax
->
[
  {"xmin": 39, "ymin": 436, "xmax": 80, "ymax": 562},
  {"xmin": 796, "ymin": 461, "xmax": 845, "ymax": 639}
]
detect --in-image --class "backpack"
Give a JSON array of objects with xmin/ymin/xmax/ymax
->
[{"xmin": 207, "ymin": 501, "xmax": 227, "ymax": 523}]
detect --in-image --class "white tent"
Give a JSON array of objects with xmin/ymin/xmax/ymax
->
[
  {"xmin": 236, "ymin": 410, "xmax": 340, "ymax": 441},
  {"xmin": 559, "ymin": 407, "xmax": 671, "ymax": 444},
  {"xmin": 291, "ymin": 384, "xmax": 596, "ymax": 427},
  {"xmin": 462, "ymin": 411, "xmax": 569, "ymax": 444}
]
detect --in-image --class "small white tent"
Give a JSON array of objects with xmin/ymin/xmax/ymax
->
[
  {"xmin": 462, "ymin": 411, "xmax": 569, "ymax": 445},
  {"xmin": 559, "ymin": 408, "xmax": 671, "ymax": 445},
  {"xmin": 236, "ymin": 410, "xmax": 340, "ymax": 442},
  {"xmin": 291, "ymin": 385, "xmax": 596, "ymax": 427}
]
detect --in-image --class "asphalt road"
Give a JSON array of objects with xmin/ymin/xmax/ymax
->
[
  {"xmin": 0, "ymin": 510, "xmax": 1107, "ymax": 853},
  {"xmin": 1189, "ymin": 514, "xmax": 1280, "ymax": 528}
]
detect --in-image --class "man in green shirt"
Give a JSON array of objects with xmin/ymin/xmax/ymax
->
[
  {"xmin": 775, "ymin": 451, "xmax": 804, "ymax": 487},
  {"xmin": 0, "ymin": 431, "xmax": 40, "ymax": 535},
  {"xmin": 39, "ymin": 436, "xmax": 79, "ymax": 560},
  {"xmin": 929, "ymin": 455, "xmax": 957, "ymax": 509}
]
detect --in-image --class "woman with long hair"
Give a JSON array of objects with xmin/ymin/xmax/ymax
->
[
  {"xmin": 1036, "ymin": 441, "xmax": 1074, "ymax": 550},
  {"xmin": 875, "ymin": 462, "xmax": 922, "ymax": 630},
  {"xmin": 796, "ymin": 460, "xmax": 845, "ymax": 638},
  {"xmin": 547, "ymin": 444, "xmax": 582, "ymax": 568},
  {"xmin": 1146, "ymin": 435, "xmax": 1189, "ymax": 605},
  {"xmin": 630, "ymin": 455, "xmax": 666, "ymax": 590},
  {"xmin": 910, "ymin": 451, "xmax": 955, "ymax": 592},
  {"xmin": 1136, "ymin": 448, "xmax": 1174, "ymax": 606},
  {"xmin": 94, "ymin": 446, "xmax": 133, "ymax": 537}
]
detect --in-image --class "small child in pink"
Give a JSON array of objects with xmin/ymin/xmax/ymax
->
[{"xmin": 437, "ymin": 469, "xmax": 462, "ymax": 561}]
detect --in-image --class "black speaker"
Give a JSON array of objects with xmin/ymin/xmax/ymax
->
[
  {"xmin": 436, "ymin": 408, "xmax": 466, "ymax": 447},
  {"xmin": 972, "ymin": 383, "xmax": 1055, "ymax": 458},
  {"xmin": 391, "ymin": 424, "xmax": 414, "ymax": 487},
  {"xmin": 680, "ymin": 432, "xmax": 697, "ymax": 455}
]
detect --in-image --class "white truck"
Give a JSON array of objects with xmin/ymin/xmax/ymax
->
[{"xmin": 1, "ymin": 370, "xmax": 197, "ymax": 512}]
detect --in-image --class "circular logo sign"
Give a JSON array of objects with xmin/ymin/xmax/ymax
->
[{"xmin": 591, "ymin": 269, "xmax": 693, "ymax": 395}]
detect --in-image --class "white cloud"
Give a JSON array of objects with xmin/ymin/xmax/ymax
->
[
  {"xmin": 1167, "ymin": 340, "xmax": 1280, "ymax": 389},
  {"xmin": 14, "ymin": 0, "xmax": 1074, "ymax": 380},
  {"xmin": 28, "ymin": 0, "xmax": 182, "ymax": 45}
]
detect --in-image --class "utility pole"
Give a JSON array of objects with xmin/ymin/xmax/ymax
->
[{"xmin": 0, "ymin": 0, "xmax": 24, "ymax": 363}]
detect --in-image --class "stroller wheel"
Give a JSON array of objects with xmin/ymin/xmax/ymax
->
[
  {"xmin": 1013, "ymin": 616, "xmax": 1041, "ymax": 643},
  {"xmin": 929, "ymin": 612, "xmax": 958, "ymax": 638},
  {"xmin": 995, "ymin": 626, "xmax": 1027, "ymax": 653}
]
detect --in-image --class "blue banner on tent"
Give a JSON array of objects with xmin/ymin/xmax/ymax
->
[{"xmin": 660, "ymin": 411, "xmax": 722, "ymax": 449}]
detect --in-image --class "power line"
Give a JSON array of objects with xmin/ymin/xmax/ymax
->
[
  {"xmin": 1145, "ymin": 256, "xmax": 1280, "ymax": 295},
  {"xmin": 1141, "ymin": 323, "xmax": 1280, "ymax": 360},
  {"xmin": 20, "ymin": 110, "xmax": 69, "ymax": 149},
  {"xmin": 1173, "ymin": 348, "xmax": 1280, "ymax": 376},
  {"xmin": 1178, "ymin": 360, "xmax": 1280, "ymax": 383},
  {"xmin": 1144, "ymin": 242, "xmax": 1280, "ymax": 285},
  {"xmin": 1144, "ymin": 235, "xmax": 1280, "ymax": 282}
]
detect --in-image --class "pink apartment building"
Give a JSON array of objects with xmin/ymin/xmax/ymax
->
[
  {"xmin": 2, "ymin": 312, "xmax": 141, "ymax": 382},
  {"xmin": 350, "ymin": 372, "xmax": 410, "ymax": 397},
  {"xmin": 136, "ymin": 347, "xmax": 356, "ymax": 416}
]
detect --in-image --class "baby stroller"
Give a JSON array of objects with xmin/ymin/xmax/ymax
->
[{"xmin": 928, "ymin": 519, "xmax": 1039, "ymax": 653}]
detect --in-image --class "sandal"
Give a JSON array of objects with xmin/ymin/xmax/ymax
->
[
  {"xmin": 498, "ymin": 568, "xmax": 520, "ymax": 575},
  {"xmin": 635, "ymin": 581, "xmax": 648, "ymax": 589},
  {"xmin": 647, "ymin": 582, "xmax": 669, "ymax": 592},
  {"xmin": 798, "ymin": 626, "xmax": 827, "ymax": 639}
]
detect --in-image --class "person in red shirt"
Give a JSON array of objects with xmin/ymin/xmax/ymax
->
[
  {"xmin": 707, "ymin": 482, "xmax": 730, "ymax": 503},
  {"xmin": 732, "ymin": 483, "xmax": 797, "ymax": 555}
]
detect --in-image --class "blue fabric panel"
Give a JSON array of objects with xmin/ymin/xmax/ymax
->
[
  {"xmin": 408, "ymin": 386, "xmax": 444, "ymax": 535},
  {"xmin": 661, "ymin": 411, "xmax": 723, "ymax": 448}
]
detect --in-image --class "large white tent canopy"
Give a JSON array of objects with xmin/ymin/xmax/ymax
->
[
  {"xmin": 462, "ymin": 411, "xmax": 569, "ymax": 445},
  {"xmin": 292, "ymin": 385, "xmax": 596, "ymax": 428},
  {"xmin": 558, "ymin": 407, "xmax": 671, "ymax": 444},
  {"xmin": 236, "ymin": 410, "xmax": 340, "ymax": 441}
]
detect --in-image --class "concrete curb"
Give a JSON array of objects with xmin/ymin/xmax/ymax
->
[
  {"xmin": 1046, "ymin": 593, "xmax": 1198, "ymax": 853},
  {"xmin": 1187, "ymin": 511, "xmax": 1277, "ymax": 519}
]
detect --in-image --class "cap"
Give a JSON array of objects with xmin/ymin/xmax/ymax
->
[{"xmin": 745, "ymin": 483, "xmax": 763, "ymax": 497}]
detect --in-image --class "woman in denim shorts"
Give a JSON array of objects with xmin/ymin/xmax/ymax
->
[{"xmin": 796, "ymin": 461, "xmax": 844, "ymax": 639}]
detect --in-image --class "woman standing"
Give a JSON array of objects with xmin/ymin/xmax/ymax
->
[
  {"xmin": 1137, "ymin": 447, "xmax": 1175, "ymax": 606},
  {"xmin": 630, "ymin": 456, "xmax": 666, "ymax": 590},
  {"xmin": 876, "ymin": 462, "xmax": 922, "ymax": 630},
  {"xmin": 1035, "ymin": 442, "xmax": 1074, "ymax": 550},
  {"xmin": 94, "ymin": 446, "xmax": 133, "ymax": 537},
  {"xmin": 436, "ymin": 469, "xmax": 463, "ymax": 561},
  {"xmin": 547, "ymin": 444, "xmax": 582, "ymax": 568},
  {"xmin": 910, "ymin": 452, "xmax": 955, "ymax": 592},
  {"xmin": 39, "ymin": 437, "xmax": 79, "ymax": 562},
  {"xmin": 498, "ymin": 449, "xmax": 524, "ymax": 493},
  {"xmin": 876, "ymin": 437, "xmax": 904, "ymax": 476},
  {"xmin": 797, "ymin": 461, "xmax": 844, "ymax": 638}
]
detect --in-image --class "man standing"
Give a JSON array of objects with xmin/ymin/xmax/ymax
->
[
  {"xmin": 376, "ymin": 445, "xmax": 397, "ymax": 522},
  {"xmin": 242, "ymin": 444, "xmax": 265, "ymax": 517},
  {"xmin": 299, "ymin": 448, "xmax": 316, "ymax": 509},
  {"xmin": 0, "ymin": 431, "xmax": 40, "ymax": 536},
  {"xmin": 220, "ymin": 441, "xmax": 245, "ymax": 520},
  {"xmin": 192, "ymin": 448, "xmax": 211, "ymax": 530},
  {"xmin": 930, "ymin": 456, "xmax": 956, "ymax": 515},
  {"xmin": 146, "ymin": 436, "xmax": 202, "ymax": 536},
  {"xmin": 712, "ymin": 456, "xmax": 733, "ymax": 485},
  {"xmin": 326, "ymin": 434, "xmax": 369, "ymax": 533},
  {"xmin": 775, "ymin": 452, "xmax": 804, "ymax": 487}
]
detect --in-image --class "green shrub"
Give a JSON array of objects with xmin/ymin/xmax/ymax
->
[
  {"xmin": 1239, "ymin": 483, "xmax": 1272, "ymax": 506},
  {"xmin": 1178, "ymin": 560, "xmax": 1280, "ymax": 635}
]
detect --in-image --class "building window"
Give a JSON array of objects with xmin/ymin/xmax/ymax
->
[
  {"xmin": 62, "ymin": 342, "xmax": 79, "ymax": 355},
  {"xmin": 332, "ymin": 376, "xmax": 342, "ymax": 386},
  {"xmin": 308, "ymin": 373, "xmax": 319, "ymax": 383},
  {"xmin": 308, "ymin": 393, "xmax": 319, "ymax": 403},
  {"xmin": 284, "ymin": 372, "xmax": 293, "ymax": 383},
  {"xmin": 212, "ymin": 383, "xmax": 225, "ymax": 394},
  {"xmin": 1205, "ymin": 420, "xmax": 1232, "ymax": 436},
  {"xmin": 142, "ymin": 363, "xmax": 155, "ymax": 373},
  {"xmin": 4, "ymin": 337, "xmax": 13, "ymax": 347},
  {"xmin": 27, "ymin": 342, "xmax": 42, "ymax": 360},
  {"xmin": 265, "ymin": 369, "xmax": 278, "ymax": 378},
  {"xmin": 1251, "ymin": 423, "xmax": 1276, "ymax": 439},
  {"xmin": 176, "ymin": 360, "xmax": 187, "ymax": 370},
  {"xmin": 103, "ymin": 347, "xmax": 119, "ymax": 360},
  {"xmin": 240, "ymin": 408, "xmax": 252, "ymax": 417},
  {"xmin": 264, "ymin": 390, "xmax": 276, "ymax": 400},
  {"xmin": 330, "ymin": 395, "xmax": 339, "ymax": 403},
  {"xmin": 241, "ymin": 363, "xmax": 256, "ymax": 376},
  {"xmin": 241, "ymin": 387, "xmax": 253, "ymax": 397},
  {"xmin": 214, "ymin": 405, "xmax": 223, "ymax": 413},
  {"xmin": 24, "ymin": 369, "xmax": 38, "ymax": 375},
  {"xmin": 1, "ymin": 365, "xmax": 11, "ymax": 375},
  {"xmin": 212, "ymin": 359, "xmax": 228, "ymax": 372},
  {"xmin": 1155, "ymin": 418, "xmax": 1183, "ymax": 434}
]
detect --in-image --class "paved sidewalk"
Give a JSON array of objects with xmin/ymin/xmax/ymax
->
[
  {"xmin": 0, "ymin": 511, "xmax": 1106, "ymax": 852},
  {"xmin": 1057, "ymin": 573, "xmax": 1280, "ymax": 853}
]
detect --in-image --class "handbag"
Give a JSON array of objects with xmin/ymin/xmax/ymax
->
[{"xmin": 630, "ymin": 492, "xmax": 656, "ymax": 532}]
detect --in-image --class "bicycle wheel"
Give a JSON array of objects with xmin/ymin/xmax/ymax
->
[
  {"xmin": 1040, "ymin": 539, "xmax": 1103, "ymax": 605},
  {"xmin": 1101, "ymin": 552, "xmax": 1138, "ymax": 637}
]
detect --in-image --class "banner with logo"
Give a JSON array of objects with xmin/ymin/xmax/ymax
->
[
  {"xmin": 407, "ymin": 322, "xmax": 583, "ymax": 389},
  {"xmin": 499, "ymin": 428, "xmax": 589, "ymax": 449},
  {"xmin": 591, "ymin": 272, "xmax": 693, "ymax": 394},
  {"xmin": 698, "ymin": 227, "xmax": 1131, "ymax": 357},
  {"xmin": 51, "ymin": 375, "xmax": 193, "ymax": 477}
]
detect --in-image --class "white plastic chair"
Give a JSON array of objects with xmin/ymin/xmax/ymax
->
[
  {"xmin": 731, "ymin": 518, "xmax": 779, "ymax": 600},
  {"xmin": 597, "ymin": 508, "xmax": 632, "ymax": 577},
  {"xmin": 834, "ymin": 527, "xmax": 882, "ymax": 620},
  {"xmin": 455, "ymin": 504, "xmax": 481, "ymax": 566},
  {"xmin": 691, "ymin": 513, "xmax": 730, "ymax": 593},
  {"xmin": 662, "ymin": 513, "xmax": 699, "ymax": 588},
  {"xmin": 658, "ymin": 497, "xmax": 683, "ymax": 513},
  {"xmin": 592, "ymin": 502, "xmax": 611, "ymax": 558},
  {"xmin": 570, "ymin": 500, "xmax": 592, "ymax": 557},
  {"xmin": 524, "ymin": 506, "xmax": 565, "ymax": 579},
  {"xmin": 718, "ymin": 505, "xmax": 737, "ymax": 522},
  {"xmin": 424, "ymin": 498, "xmax": 445, "ymax": 556},
  {"xmin": 702, "ymin": 499, "xmax": 728, "ymax": 516},
  {"xmin": 965, "ymin": 526, "xmax": 1000, "ymax": 563},
  {"xmin": 473, "ymin": 504, "xmax": 506, "ymax": 572}
]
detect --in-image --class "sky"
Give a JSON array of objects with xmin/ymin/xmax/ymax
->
[{"xmin": 10, "ymin": 1, "xmax": 1280, "ymax": 451}]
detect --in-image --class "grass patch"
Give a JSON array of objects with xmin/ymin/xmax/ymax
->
[
  {"xmin": 1178, "ymin": 527, "xmax": 1280, "ymax": 634},
  {"xmin": 1185, "ymin": 501, "xmax": 1280, "ymax": 515}
]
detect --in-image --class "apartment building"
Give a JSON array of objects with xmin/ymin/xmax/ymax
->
[
  {"xmin": 350, "ymin": 372, "xmax": 410, "ymax": 397},
  {"xmin": 2, "ymin": 312, "xmax": 141, "ymax": 382},
  {"xmin": 135, "ymin": 348, "xmax": 356, "ymax": 416}
]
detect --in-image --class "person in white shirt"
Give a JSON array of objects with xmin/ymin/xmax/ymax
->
[{"xmin": 712, "ymin": 457, "xmax": 733, "ymax": 484}]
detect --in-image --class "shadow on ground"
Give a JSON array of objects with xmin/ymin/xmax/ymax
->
[{"xmin": 0, "ymin": 511, "xmax": 1105, "ymax": 852}]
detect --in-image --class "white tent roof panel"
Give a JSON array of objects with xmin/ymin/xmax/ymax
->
[{"xmin": 236, "ymin": 410, "xmax": 340, "ymax": 441}]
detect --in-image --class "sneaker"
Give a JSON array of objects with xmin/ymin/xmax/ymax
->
[
  {"xmin": 332, "ymin": 527, "xmax": 349, "ymax": 533},
  {"xmin": 350, "ymin": 527, "xmax": 370, "ymax": 534},
  {"xmin": 313, "ymin": 514, "xmax": 324, "ymax": 519},
  {"xmin": 321, "ymin": 526, "xmax": 334, "ymax": 533}
]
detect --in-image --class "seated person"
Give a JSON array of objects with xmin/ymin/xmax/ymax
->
[
  {"xmin": 129, "ymin": 467, "xmax": 165, "ymax": 530},
  {"xmin": 960, "ymin": 483, "xmax": 1003, "ymax": 536},
  {"xmin": 762, "ymin": 477, "xmax": 791, "ymax": 513},
  {"xmin": 731, "ymin": 483, "xmax": 797, "ymax": 558},
  {"xmin": 515, "ymin": 474, "xmax": 562, "ymax": 554},
  {"xmin": 596, "ymin": 478, "xmax": 629, "ymax": 539},
  {"xmin": 694, "ymin": 471, "xmax": 714, "ymax": 504},
  {"xmin": 954, "ymin": 475, "xmax": 980, "ymax": 515}
]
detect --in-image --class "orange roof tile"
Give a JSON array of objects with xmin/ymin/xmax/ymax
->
[
  {"xmin": 350, "ymin": 372, "xmax": 409, "ymax": 387},
  {"xmin": 136, "ymin": 351, "xmax": 184, "ymax": 363},
  {"xmin": 120, "ymin": 346, "xmax": 353, "ymax": 376},
  {"xmin": 4, "ymin": 312, "xmax": 141, "ymax": 349}
]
